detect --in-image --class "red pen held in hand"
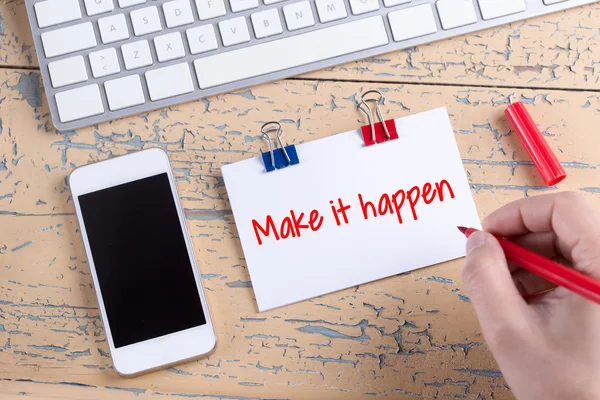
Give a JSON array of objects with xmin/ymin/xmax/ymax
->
[{"xmin": 458, "ymin": 227, "xmax": 600, "ymax": 305}]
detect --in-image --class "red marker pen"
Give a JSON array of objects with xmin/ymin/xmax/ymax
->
[
  {"xmin": 505, "ymin": 102, "xmax": 567, "ymax": 186},
  {"xmin": 458, "ymin": 227, "xmax": 600, "ymax": 305}
]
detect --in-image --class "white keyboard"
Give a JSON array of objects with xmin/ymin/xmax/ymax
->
[{"xmin": 26, "ymin": 0, "xmax": 598, "ymax": 131}]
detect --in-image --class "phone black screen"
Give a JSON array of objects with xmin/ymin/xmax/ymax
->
[{"xmin": 78, "ymin": 173, "xmax": 206, "ymax": 348}]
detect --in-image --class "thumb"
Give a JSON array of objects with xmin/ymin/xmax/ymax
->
[{"xmin": 461, "ymin": 231, "xmax": 532, "ymax": 347}]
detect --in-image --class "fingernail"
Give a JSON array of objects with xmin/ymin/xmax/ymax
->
[{"xmin": 466, "ymin": 231, "xmax": 487, "ymax": 255}]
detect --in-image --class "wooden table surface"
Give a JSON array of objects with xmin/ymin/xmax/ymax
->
[{"xmin": 1, "ymin": 2, "xmax": 600, "ymax": 399}]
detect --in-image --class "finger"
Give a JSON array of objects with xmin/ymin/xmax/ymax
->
[
  {"xmin": 512, "ymin": 269, "xmax": 557, "ymax": 299},
  {"xmin": 524, "ymin": 288, "xmax": 556, "ymax": 304},
  {"xmin": 462, "ymin": 231, "xmax": 532, "ymax": 346},
  {"xmin": 508, "ymin": 255, "xmax": 570, "ymax": 272},
  {"xmin": 507, "ymin": 260, "xmax": 521, "ymax": 273},
  {"xmin": 483, "ymin": 192, "xmax": 600, "ymax": 279},
  {"xmin": 510, "ymin": 231, "xmax": 559, "ymax": 259},
  {"xmin": 506, "ymin": 231, "xmax": 559, "ymax": 273}
]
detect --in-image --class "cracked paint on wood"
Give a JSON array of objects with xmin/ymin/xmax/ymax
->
[
  {"xmin": 1, "ymin": 71, "xmax": 600, "ymax": 216},
  {"xmin": 0, "ymin": 5, "xmax": 600, "ymax": 399}
]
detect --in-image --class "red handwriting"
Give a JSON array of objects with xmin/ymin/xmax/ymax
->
[
  {"xmin": 252, "ymin": 209, "xmax": 324, "ymax": 245},
  {"xmin": 250, "ymin": 179, "xmax": 456, "ymax": 245},
  {"xmin": 329, "ymin": 198, "xmax": 351, "ymax": 226},
  {"xmin": 359, "ymin": 179, "xmax": 455, "ymax": 224}
]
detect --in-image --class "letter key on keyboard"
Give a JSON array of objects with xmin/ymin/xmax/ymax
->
[
  {"xmin": 84, "ymin": 0, "xmax": 114, "ymax": 16},
  {"xmin": 163, "ymin": 0, "xmax": 195, "ymax": 27},
  {"xmin": 98, "ymin": 14, "xmax": 130, "ymax": 44}
]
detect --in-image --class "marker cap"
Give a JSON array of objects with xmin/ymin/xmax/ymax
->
[{"xmin": 505, "ymin": 102, "xmax": 567, "ymax": 186}]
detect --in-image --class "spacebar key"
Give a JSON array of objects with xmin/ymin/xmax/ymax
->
[{"xmin": 193, "ymin": 16, "xmax": 389, "ymax": 89}]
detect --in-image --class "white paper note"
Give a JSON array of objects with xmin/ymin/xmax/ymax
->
[{"xmin": 222, "ymin": 108, "xmax": 481, "ymax": 311}]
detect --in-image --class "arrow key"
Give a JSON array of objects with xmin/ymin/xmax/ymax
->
[{"xmin": 89, "ymin": 48, "xmax": 121, "ymax": 78}]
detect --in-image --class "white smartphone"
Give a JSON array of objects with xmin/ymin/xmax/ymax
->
[{"xmin": 70, "ymin": 148, "xmax": 216, "ymax": 376}]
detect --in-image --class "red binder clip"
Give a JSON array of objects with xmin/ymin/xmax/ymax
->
[{"xmin": 358, "ymin": 90, "xmax": 399, "ymax": 146}]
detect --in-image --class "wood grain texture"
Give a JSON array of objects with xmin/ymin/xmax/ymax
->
[{"xmin": 1, "ymin": 2, "xmax": 600, "ymax": 399}]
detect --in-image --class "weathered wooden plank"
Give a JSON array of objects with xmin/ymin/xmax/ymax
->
[
  {"xmin": 0, "ymin": 0, "xmax": 37, "ymax": 68},
  {"xmin": 0, "ymin": 2, "xmax": 599, "ymax": 89},
  {"xmin": 1, "ymin": 70, "xmax": 600, "ymax": 216}
]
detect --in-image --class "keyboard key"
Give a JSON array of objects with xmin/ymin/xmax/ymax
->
[
  {"xmin": 119, "ymin": 0, "xmax": 146, "ymax": 7},
  {"xmin": 105, "ymin": 75, "xmax": 145, "ymax": 111},
  {"xmin": 349, "ymin": 0, "xmax": 379, "ymax": 15},
  {"xmin": 264, "ymin": 0, "xmax": 285, "ymax": 4},
  {"xmin": 163, "ymin": 0, "xmax": 195, "ymax": 28},
  {"xmin": 34, "ymin": 0, "xmax": 81, "ymax": 28},
  {"xmin": 383, "ymin": 0, "xmax": 410, "ymax": 7},
  {"xmin": 283, "ymin": 1, "xmax": 316, "ymax": 31},
  {"xmin": 230, "ymin": 0, "xmax": 259, "ymax": 12},
  {"xmin": 195, "ymin": 0, "xmax": 227, "ymax": 20},
  {"xmin": 122, "ymin": 40, "xmax": 153, "ymax": 70},
  {"xmin": 187, "ymin": 25, "xmax": 219, "ymax": 54},
  {"xmin": 98, "ymin": 14, "xmax": 130, "ymax": 44},
  {"xmin": 154, "ymin": 32, "xmax": 186, "ymax": 62},
  {"xmin": 436, "ymin": 0, "xmax": 477, "ymax": 29},
  {"xmin": 146, "ymin": 63, "xmax": 194, "ymax": 101},
  {"xmin": 89, "ymin": 48, "xmax": 121, "ymax": 78},
  {"xmin": 388, "ymin": 4, "xmax": 437, "ymax": 42},
  {"xmin": 55, "ymin": 84, "xmax": 104, "ymax": 123},
  {"xmin": 477, "ymin": 0, "xmax": 526, "ymax": 20},
  {"xmin": 194, "ymin": 15, "xmax": 388, "ymax": 88},
  {"xmin": 48, "ymin": 56, "xmax": 88, "ymax": 88},
  {"xmin": 251, "ymin": 9, "xmax": 283, "ymax": 39},
  {"xmin": 315, "ymin": 0, "xmax": 347, "ymax": 23},
  {"xmin": 41, "ymin": 22, "xmax": 97, "ymax": 58},
  {"xmin": 544, "ymin": 0, "xmax": 568, "ymax": 3},
  {"xmin": 219, "ymin": 17, "xmax": 251, "ymax": 46},
  {"xmin": 131, "ymin": 6, "xmax": 162, "ymax": 36},
  {"xmin": 84, "ymin": 0, "xmax": 115, "ymax": 16}
]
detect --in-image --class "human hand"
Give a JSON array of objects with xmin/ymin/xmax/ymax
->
[{"xmin": 461, "ymin": 192, "xmax": 600, "ymax": 400}]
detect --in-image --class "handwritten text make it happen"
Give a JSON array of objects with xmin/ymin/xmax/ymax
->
[{"xmin": 250, "ymin": 179, "xmax": 456, "ymax": 246}]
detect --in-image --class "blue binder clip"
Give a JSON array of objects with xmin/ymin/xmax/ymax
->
[{"xmin": 261, "ymin": 122, "xmax": 299, "ymax": 173}]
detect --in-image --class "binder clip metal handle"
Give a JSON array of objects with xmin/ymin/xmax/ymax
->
[
  {"xmin": 261, "ymin": 122, "xmax": 299, "ymax": 173},
  {"xmin": 359, "ymin": 90, "xmax": 392, "ymax": 143},
  {"xmin": 357, "ymin": 90, "xmax": 399, "ymax": 146}
]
